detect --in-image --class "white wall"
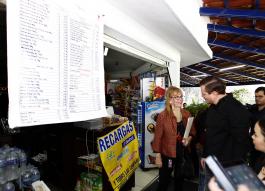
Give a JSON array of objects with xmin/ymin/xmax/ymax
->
[
  {"xmin": 99, "ymin": 0, "xmax": 181, "ymax": 63},
  {"xmin": 164, "ymin": 0, "xmax": 212, "ymax": 67},
  {"xmin": 182, "ymin": 85, "xmax": 264, "ymax": 105},
  {"xmin": 168, "ymin": 61, "xmax": 180, "ymax": 87},
  {"xmin": 73, "ymin": 0, "xmax": 211, "ymax": 67}
]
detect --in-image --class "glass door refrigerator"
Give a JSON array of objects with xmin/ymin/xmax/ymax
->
[{"xmin": 137, "ymin": 100, "xmax": 165, "ymax": 169}]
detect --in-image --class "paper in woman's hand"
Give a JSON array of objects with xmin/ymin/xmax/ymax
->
[{"xmin": 183, "ymin": 117, "xmax": 194, "ymax": 139}]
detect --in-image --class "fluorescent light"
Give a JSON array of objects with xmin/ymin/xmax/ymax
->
[
  {"xmin": 104, "ymin": 35, "xmax": 167, "ymax": 67},
  {"xmin": 104, "ymin": 47, "xmax": 109, "ymax": 56},
  {"xmin": 219, "ymin": 65, "xmax": 245, "ymax": 72},
  {"xmin": 191, "ymin": 74, "xmax": 208, "ymax": 78},
  {"xmin": 109, "ymin": 79, "xmax": 119, "ymax": 83}
]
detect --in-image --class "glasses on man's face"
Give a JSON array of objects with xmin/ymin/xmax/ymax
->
[{"xmin": 170, "ymin": 96, "xmax": 183, "ymax": 100}]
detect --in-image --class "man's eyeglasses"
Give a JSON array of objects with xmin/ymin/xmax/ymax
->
[{"xmin": 170, "ymin": 96, "xmax": 183, "ymax": 99}]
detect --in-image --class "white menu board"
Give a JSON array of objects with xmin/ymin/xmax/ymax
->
[{"xmin": 6, "ymin": 0, "xmax": 107, "ymax": 128}]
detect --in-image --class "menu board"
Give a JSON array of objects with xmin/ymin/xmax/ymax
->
[{"xmin": 6, "ymin": 0, "xmax": 107, "ymax": 128}]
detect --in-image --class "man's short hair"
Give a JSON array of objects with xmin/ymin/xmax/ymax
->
[
  {"xmin": 255, "ymin": 87, "xmax": 265, "ymax": 94},
  {"xmin": 199, "ymin": 76, "xmax": 226, "ymax": 94}
]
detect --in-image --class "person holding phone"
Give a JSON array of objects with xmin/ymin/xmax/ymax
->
[
  {"xmin": 151, "ymin": 86, "xmax": 195, "ymax": 191},
  {"xmin": 208, "ymin": 117, "xmax": 265, "ymax": 191}
]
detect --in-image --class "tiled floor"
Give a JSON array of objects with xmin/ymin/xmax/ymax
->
[
  {"xmin": 132, "ymin": 167, "xmax": 199, "ymax": 191},
  {"xmin": 132, "ymin": 167, "xmax": 159, "ymax": 191}
]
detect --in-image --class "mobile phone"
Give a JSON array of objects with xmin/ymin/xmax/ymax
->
[{"xmin": 205, "ymin": 155, "xmax": 265, "ymax": 191}]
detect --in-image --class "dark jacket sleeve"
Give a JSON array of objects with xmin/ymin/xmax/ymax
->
[{"xmin": 225, "ymin": 99, "xmax": 251, "ymax": 159}]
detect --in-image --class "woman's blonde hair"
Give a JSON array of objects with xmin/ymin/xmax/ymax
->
[{"xmin": 165, "ymin": 86, "xmax": 183, "ymax": 114}]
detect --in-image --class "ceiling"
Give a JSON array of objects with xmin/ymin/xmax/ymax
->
[
  {"xmin": 104, "ymin": 48, "xmax": 144, "ymax": 73},
  {"xmin": 3, "ymin": 0, "xmax": 265, "ymax": 87},
  {"xmin": 104, "ymin": 48, "xmax": 146, "ymax": 79},
  {"xmin": 104, "ymin": 47, "xmax": 165, "ymax": 80},
  {"xmin": 105, "ymin": 0, "xmax": 265, "ymax": 87},
  {"xmin": 0, "ymin": 0, "xmax": 212, "ymax": 84},
  {"xmin": 104, "ymin": 0, "xmax": 212, "ymax": 67},
  {"xmin": 180, "ymin": 0, "xmax": 265, "ymax": 87}
]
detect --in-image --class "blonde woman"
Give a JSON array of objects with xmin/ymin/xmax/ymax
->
[{"xmin": 152, "ymin": 86, "xmax": 195, "ymax": 191}]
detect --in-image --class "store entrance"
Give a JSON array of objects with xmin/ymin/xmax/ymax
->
[{"xmin": 104, "ymin": 47, "xmax": 168, "ymax": 190}]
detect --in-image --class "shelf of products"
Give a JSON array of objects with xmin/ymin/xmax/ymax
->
[
  {"xmin": 76, "ymin": 154, "xmax": 103, "ymax": 191},
  {"xmin": 75, "ymin": 123, "xmax": 135, "ymax": 191},
  {"xmin": 106, "ymin": 77, "xmax": 140, "ymax": 126},
  {"xmin": 129, "ymin": 89, "xmax": 140, "ymax": 126}
]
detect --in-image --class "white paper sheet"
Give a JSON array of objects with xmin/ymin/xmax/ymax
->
[
  {"xmin": 7, "ymin": 0, "xmax": 107, "ymax": 128},
  {"xmin": 183, "ymin": 117, "xmax": 194, "ymax": 139}
]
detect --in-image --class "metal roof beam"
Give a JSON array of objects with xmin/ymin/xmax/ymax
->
[
  {"xmin": 186, "ymin": 66, "xmax": 238, "ymax": 84},
  {"xmin": 200, "ymin": 7, "xmax": 265, "ymax": 19},
  {"xmin": 208, "ymin": 24, "xmax": 265, "ymax": 38},
  {"xmin": 214, "ymin": 53, "xmax": 265, "ymax": 70},
  {"xmin": 180, "ymin": 71, "xmax": 194, "ymax": 77},
  {"xmin": 180, "ymin": 71, "xmax": 200, "ymax": 85},
  {"xmin": 200, "ymin": 61, "xmax": 265, "ymax": 82},
  {"xmin": 182, "ymin": 67, "xmax": 208, "ymax": 76},
  {"xmin": 208, "ymin": 38, "xmax": 265, "ymax": 55},
  {"xmin": 180, "ymin": 80, "xmax": 195, "ymax": 86}
]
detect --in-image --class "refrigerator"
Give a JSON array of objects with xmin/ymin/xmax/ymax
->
[{"xmin": 137, "ymin": 100, "xmax": 165, "ymax": 169}]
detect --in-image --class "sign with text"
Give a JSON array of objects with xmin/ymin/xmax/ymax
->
[
  {"xmin": 7, "ymin": 0, "xmax": 107, "ymax": 128},
  {"xmin": 97, "ymin": 121, "xmax": 140, "ymax": 191}
]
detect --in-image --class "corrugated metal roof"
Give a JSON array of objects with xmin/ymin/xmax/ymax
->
[{"xmin": 181, "ymin": 0, "xmax": 265, "ymax": 87}]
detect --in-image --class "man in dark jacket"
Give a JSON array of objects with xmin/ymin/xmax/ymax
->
[
  {"xmin": 249, "ymin": 87, "xmax": 265, "ymax": 132},
  {"xmin": 199, "ymin": 76, "xmax": 251, "ymax": 189}
]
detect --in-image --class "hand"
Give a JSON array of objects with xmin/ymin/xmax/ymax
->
[
  {"xmin": 182, "ymin": 136, "xmax": 192, "ymax": 147},
  {"xmin": 155, "ymin": 153, "xmax": 162, "ymax": 168},
  {"xmin": 200, "ymin": 158, "xmax": 206, "ymax": 169},
  {"xmin": 237, "ymin": 185, "xmax": 250, "ymax": 191},
  {"xmin": 258, "ymin": 167, "xmax": 265, "ymax": 180},
  {"xmin": 208, "ymin": 178, "xmax": 223, "ymax": 191},
  {"xmin": 208, "ymin": 177, "xmax": 250, "ymax": 191}
]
